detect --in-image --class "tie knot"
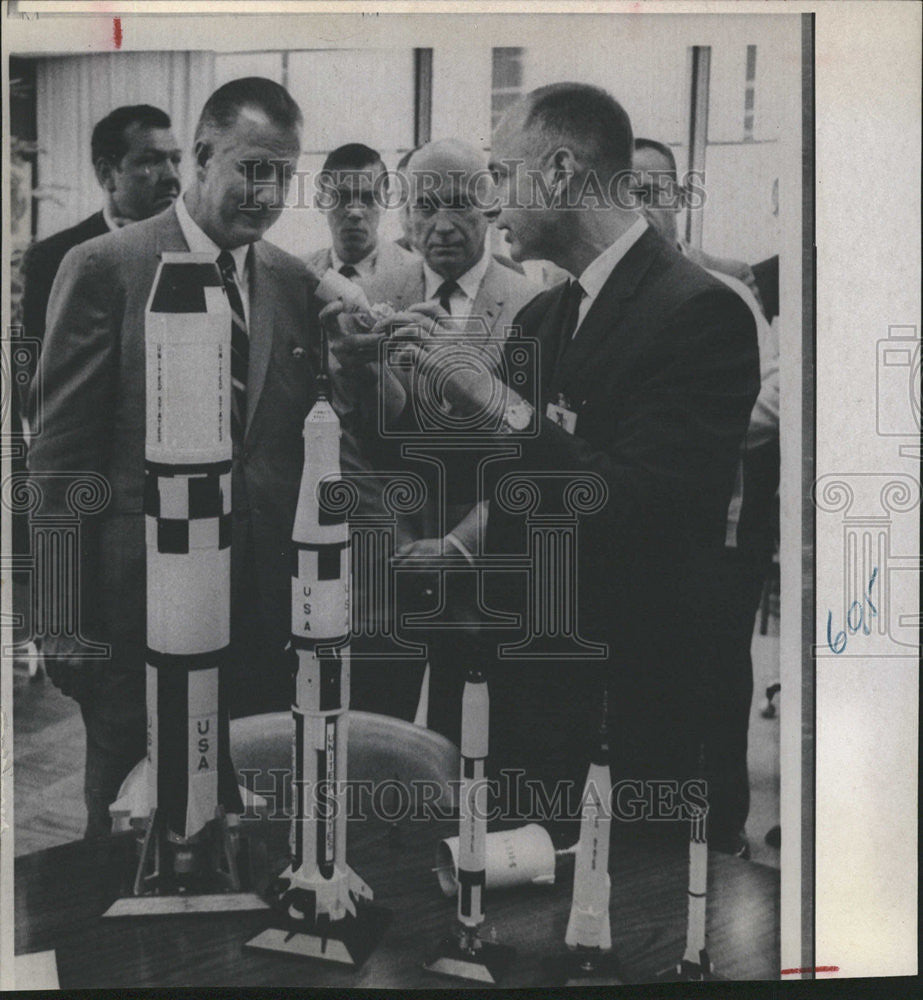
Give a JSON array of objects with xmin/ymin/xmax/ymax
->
[
  {"xmin": 339, "ymin": 263, "xmax": 359, "ymax": 279},
  {"xmin": 436, "ymin": 279, "xmax": 459, "ymax": 298},
  {"xmin": 217, "ymin": 250, "xmax": 236, "ymax": 277}
]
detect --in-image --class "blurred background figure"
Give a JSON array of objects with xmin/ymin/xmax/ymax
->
[
  {"xmin": 21, "ymin": 104, "xmax": 181, "ymax": 368},
  {"xmin": 307, "ymin": 141, "xmax": 415, "ymax": 287},
  {"xmin": 633, "ymin": 137, "xmax": 764, "ymax": 314}
]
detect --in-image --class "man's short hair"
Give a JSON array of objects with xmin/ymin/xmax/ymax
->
[
  {"xmin": 322, "ymin": 142, "xmax": 384, "ymax": 174},
  {"xmin": 195, "ymin": 76, "xmax": 302, "ymax": 142},
  {"xmin": 91, "ymin": 104, "xmax": 172, "ymax": 165},
  {"xmin": 524, "ymin": 82, "xmax": 634, "ymax": 176},
  {"xmin": 634, "ymin": 137, "xmax": 678, "ymax": 181}
]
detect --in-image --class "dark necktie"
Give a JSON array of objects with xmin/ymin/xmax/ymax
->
[
  {"xmin": 554, "ymin": 278, "xmax": 585, "ymax": 371},
  {"xmin": 217, "ymin": 250, "xmax": 249, "ymax": 443},
  {"xmin": 339, "ymin": 263, "xmax": 358, "ymax": 279},
  {"xmin": 435, "ymin": 279, "xmax": 459, "ymax": 315}
]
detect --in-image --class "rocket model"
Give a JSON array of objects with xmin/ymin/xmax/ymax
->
[
  {"xmin": 656, "ymin": 802, "xmax": 724, "ymax": 980},
  {"xmin": 108, "ymin": 251, "xmax": 258, "ymax": 910},
  {"xmin": 565, "ymin": 721, "xmax": 613, "ymax": 952},
  {"xmin": 246, "ymin": 306, "xmax": 388, "ymax": 964},
  {"xmin": 424, "ymin": 666, "xmax": 515, "ymax": 983},
  {"xmin": 457, "ymin": 668, "xmax": 488, "ymax": 934},
  {"xmin": 545, "ymin": 689, "xmax": 621, "ymax": 984}
]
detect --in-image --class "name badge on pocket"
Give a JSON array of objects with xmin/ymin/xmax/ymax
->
[{"xmin": 546, "ymin": 394, "xmax": 577, "ymax": 435}]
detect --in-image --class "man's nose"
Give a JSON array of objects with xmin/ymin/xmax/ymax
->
[
  {"xmin": 433, "ymin": 209, "xmax": 455, "ymax": 233},
  {"xmin": 345, "ymin": 201, "xmax": 365, "ymax": 218},
  {"xmin": 160, "ymin": 158, "xmax": 181, "ymax": 183}
]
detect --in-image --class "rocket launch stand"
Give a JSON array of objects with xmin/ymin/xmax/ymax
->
[
  {"xmin": 105, "ymin": 807, "xmax": 269, "ymax": 917},
  {"xmin": 424, "ymin": 923, "xmax": 516, "ymax": 984},
  {"xmin": 656, "ymin": 948, "xmax": 725, "ymax": 982},
  {"xmin": 544, "ymin": 945, "xmax": 624, "ymax": 986},
  {"xmin": 246, "ymin": 886, "xmax": 391, "ymax": 966}
]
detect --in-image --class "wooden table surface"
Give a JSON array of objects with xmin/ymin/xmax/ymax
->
[{"xmin": 15, "ymin": 812, "xmax": 779, "ymax": 988}]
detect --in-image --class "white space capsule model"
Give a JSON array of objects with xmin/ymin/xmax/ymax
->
[
  {"xmin": 275, "ymin": 373, "xmax": 372, "ymax": 924},
  {"xmin": 565, "ymin": 717, "xmax": 613, "ymax": 951}
]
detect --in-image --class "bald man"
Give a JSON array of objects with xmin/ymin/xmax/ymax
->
[{"xmin": 337, "ymin": 139, "xmax": 540, "ymax": 720}]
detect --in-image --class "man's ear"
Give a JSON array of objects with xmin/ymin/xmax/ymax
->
[
  {"xmin": 194, "ymin": 139, "xmax": 212, "ymax": 175},
  {"xmin": 548, "ymin": 146, "xmax": 579, "ymax": 197},
  {"xmin": 94, "ymin": 157, "xmax": 116, "ymax": 192}
]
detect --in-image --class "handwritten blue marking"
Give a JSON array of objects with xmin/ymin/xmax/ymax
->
[{"xmin": 827, "ymin": 568, "xmax": 878, "ymax": 655}]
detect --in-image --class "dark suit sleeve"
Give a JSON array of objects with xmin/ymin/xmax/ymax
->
[
  {"xmin": 18, "ymin": 242, "xmax": 60, "ymax": 410},
  {"xmin": 27, "ymin": 245, "xmax": 123, "ymax": 632},
  {"xmin": 512, "ymin": 289, "xmax": 760, "ymax": 551}
]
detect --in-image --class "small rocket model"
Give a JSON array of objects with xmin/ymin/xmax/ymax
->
[
  {"xmin": 106, "ymin": 252, "xmax": 264, "ymax": 915},
  {"xmin": 545, "ymin": 688, "xmax": 622, "ymax": 984},
  {"xmin": 424, "ymin": 666, "xmax": 515, "ymax": 983},
  {"xmin": 656, "ymin": 800, "xmax": 724, "ymax": 981},
  {"xmin": 246, "ymin": 299, "xmax": 389, "ymax": 964}
]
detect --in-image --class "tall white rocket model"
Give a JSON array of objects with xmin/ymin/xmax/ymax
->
[
  {"xmin": 424, "ymin": 666, "xmax": 515, "ymax": 983},
  {"xmin": 247, "ymin": 284, "xmax": 388, "ymax": 964},
  {"xmin": 656, "ymin": 799, "xmax": 724, "ymax": 981},
  {"xmin": 546, "ymin": 688, "xmax": 621, "ymax": 984},
  {"xmin": 105, "ymin": 252, "xmax": 265, "ymax": 915}
]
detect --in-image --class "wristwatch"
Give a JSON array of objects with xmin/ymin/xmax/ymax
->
[{"xmin": 501, "ymin": 398, "xmax": 534, "ymax": 433}]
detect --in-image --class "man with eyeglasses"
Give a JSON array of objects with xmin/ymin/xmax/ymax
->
[{"xmin": 21, "ymin": 105, "xmax": 181, "ymax": 361}]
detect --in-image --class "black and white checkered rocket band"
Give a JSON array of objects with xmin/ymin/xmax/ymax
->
[
  {"xmin": 291, "ymin": 540, "xmax": 349, "ymax": 581},
  {"xmin": 145, "ymin": 462, "xmax": 232, "ymax": 555}
]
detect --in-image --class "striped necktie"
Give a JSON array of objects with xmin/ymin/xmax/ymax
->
[{"xmin": 217, "ymin": 250, "xmax": 249, "ymax": 443}]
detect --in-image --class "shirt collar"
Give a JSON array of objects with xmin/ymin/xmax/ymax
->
[
  {"xmin": 423, "ymin": 246, "xmax": 491, "ymax": 302},
  {"xmin": 576, "ymin": 215, "xmax": 648, "ymax": 302},
  {"xmin": 175, "ymin": 194, "xmax": 249, "ymax": 278},
  {"xmin": 101, "ymin": 205, "xmax": 120, "ymax": 232},
  {"xmin": 331, "ymin": 244, "xmax": 378, "ymax": 278}
]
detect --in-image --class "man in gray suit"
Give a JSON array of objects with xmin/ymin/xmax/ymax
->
[
  {"xmin": 338, "ymin": 138, "xmax": 539, "ymax": 719},
  {"xmin": 306, "ymin": 142, "xmax": 415, "ymax": 289},
  {"xmin": 28, "ymin": 77, "xmax": 320, "ymax": 837}
]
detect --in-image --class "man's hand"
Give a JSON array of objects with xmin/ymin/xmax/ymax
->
[{"xmin": 41, "ymin": 634, "xmax": 99, "ymax": 702}]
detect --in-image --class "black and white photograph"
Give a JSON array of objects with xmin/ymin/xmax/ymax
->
[{"xmin": 0, "ymin": 1, "xmax": 918, "ymax": 991}]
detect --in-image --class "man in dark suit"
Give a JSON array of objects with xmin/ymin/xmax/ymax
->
[
  {"xmin": 21, "ymin": 104, "xmax": 181, "ymax": 366},
  {"xmin": 372, "ymin": 83, "xmax": 760, "ymax": 841},
  {"xmin": 28, "ymin": 78, "xmax": 320, "ymax": 837},
  {"xmin": 306, "ymin": 142, "xmax": 417, "ymax": 286}
]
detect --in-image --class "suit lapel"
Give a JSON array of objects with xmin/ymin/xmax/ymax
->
[
  {"xmin": 554, "ymin": 228, "xmax": 660, "ymax": 395},
  {"xmin": 470, "ymin": 261, "xmax": 504, "ymax": 336},
  {"xmin": 245, "ymin": 241, "xmax": 275, "ymax": 433}
]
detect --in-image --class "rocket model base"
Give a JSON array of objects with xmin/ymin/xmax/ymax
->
[
  {"xmin": 543, "ymin": 946, "xmax": 624, "ymax": 986},
  {"xmin": 423, "ymin": 926, "xmax": 516, "ymax": 984},
  {"xmin": 655, "ymin": 949, "xmax": 726, "ymax": 982},
  {"xmin": 103, "ymin": 808, "xmax": 269, "ymax": 917},
  {"xmin": 246, "ymin": 897, "xmax": 391, "ymax": 967}
]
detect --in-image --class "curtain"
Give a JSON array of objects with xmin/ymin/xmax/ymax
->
[{"xmin": 35, "ymin": 51, "xmax": 215, "ymax": 238}]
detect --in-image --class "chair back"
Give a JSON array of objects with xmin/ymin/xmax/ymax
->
[{"xmin": 230, "ymin": 710, "xmax": 460, "ymax": 818}]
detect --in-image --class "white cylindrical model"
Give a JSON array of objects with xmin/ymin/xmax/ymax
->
[
  {"xmin": 281, "ymin": 392, "xmax": 372, "ymax": 923},
  {"xmin": 144, "ymin": 251, "xmax": 234, "ymax": 842},
  {"xmin": 564, "ymin": 742, "xmax": 613, "ymax": 951},
  {"xmin": 682, "ymin": 807, "xmax": 708, "ymax": 962},
  {"xmin": 458, "ymin": 669, "xmax": 489, "ymax": 930}
]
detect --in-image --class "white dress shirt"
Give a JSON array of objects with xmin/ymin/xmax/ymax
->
[
  {"xmin": 423, "ymin": 247, "xmax": 491, "ymax": 316},
  {"xmin": 175, "ymin": 194, "xmax": 251, "ymax": 325},
  {"xmin": 331, "ymin": 245, "xmax": 378, "ymax": 280},
  {"xmin": 572, "ymin": 215, "xmax": 648, "ymax": 335}
]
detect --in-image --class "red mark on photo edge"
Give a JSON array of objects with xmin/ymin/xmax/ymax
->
[
  {"xmin": 113, "ymin": 17, "xmax": 122, "ymax": 50},
  {"xmin": 781, "ymin": 966, "xmax": 840, "ymax": 975}
]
